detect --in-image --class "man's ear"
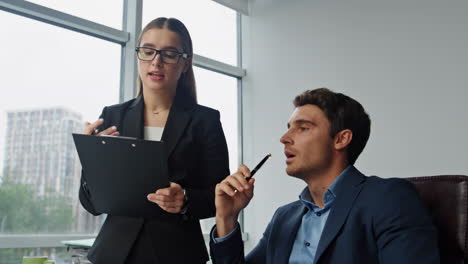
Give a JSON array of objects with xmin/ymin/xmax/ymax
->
[{"xmin": 334, "ymin": 129, "xmax": 353, "ymax": 151}]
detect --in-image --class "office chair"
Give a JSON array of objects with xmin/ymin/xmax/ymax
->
[{"xmin": 405, "ymin": 175, "xmax": 468, "ymax": 264}]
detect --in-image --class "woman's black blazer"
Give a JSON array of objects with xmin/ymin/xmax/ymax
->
[{"xmin": 79, "ymin": 96, "xmax": 230, "ymax": 263}]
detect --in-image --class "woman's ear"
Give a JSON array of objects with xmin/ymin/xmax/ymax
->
[
  {"xmin": 183, "ymin": 57, "xmax": 192, "ymax": 73},
  {"xmin": 334, "ymin": 129, "xmax": 353, "ymax": 151}
]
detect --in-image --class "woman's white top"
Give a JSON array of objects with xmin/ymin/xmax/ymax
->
[{"xmin": 144, "ymin": 126, "xmax": 164, "ymax": 141}]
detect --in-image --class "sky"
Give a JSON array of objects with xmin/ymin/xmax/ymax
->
[{"xmin": 0, "ymin": 0, "xmax": 239, "ymax": 174}]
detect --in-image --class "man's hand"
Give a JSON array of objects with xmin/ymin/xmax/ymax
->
[
  {"xmin": 147, "ymin": 182, "xmax": 185, "ymax": 213},
  {"xmin": 215, "ymin": 164, "xmax": 255, "ymax": 237}
]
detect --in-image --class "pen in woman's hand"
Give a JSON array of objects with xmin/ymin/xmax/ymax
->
[
  {"xmin": 246, "ymin": 153, "xmax": 272, "ymax": 181},
  {"xmin": 84, "ymin": 119, "xmax": 104, "ymax": 135}
]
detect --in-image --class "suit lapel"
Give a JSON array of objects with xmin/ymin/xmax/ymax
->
[
  {"xmin": 121, "ymin": 96, "xmax": 144, "ymax": 139},
  {"xmin": 313, "ymin": 167, "xmax": 366, "ymax": 264},
  {"xmin": 273, "ymin": 205, "xmax": 307, "ymax": 264},
  {"xmin": 161, "ymin": 99, "xmax": 194, "ymax": 159}
]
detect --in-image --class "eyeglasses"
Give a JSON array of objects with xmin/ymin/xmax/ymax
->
[{"xmin": 135, "ymin": 47, "xmax": 188, "ymax": 64}]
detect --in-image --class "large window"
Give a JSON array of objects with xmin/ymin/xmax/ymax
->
[
  {"xmin": 0, "ymin": 8, "xmax": 121, "ymax": 263},
  {"xmin": 0, "ymin": 1, "xmax": 242, "ymax": 263},
  {"xmin": 0, "ymin": 9, "xmax": 120, "ymax": 234}
]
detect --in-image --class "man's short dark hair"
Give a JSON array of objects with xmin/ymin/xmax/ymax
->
[{"xmin": 293, "ymin": 88, "xmax": 371, "ymax": 165}]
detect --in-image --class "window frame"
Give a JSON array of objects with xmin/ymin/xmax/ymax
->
[{"xmin": 0, "ymin": 0, "xmax": 245, "ymax": 249}]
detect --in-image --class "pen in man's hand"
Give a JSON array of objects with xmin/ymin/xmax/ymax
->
[{"xmin": 246, "ymin": 153, "xmax": 272, "ymax": 181}]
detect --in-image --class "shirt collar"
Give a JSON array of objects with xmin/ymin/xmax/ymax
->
[
  {"xmin": 298, "ymin": 165, "xmax": 352, "ymax": 211},
  {"xmin": 328, "ymin": 165, "xmax": 351, "ymax": 196}
]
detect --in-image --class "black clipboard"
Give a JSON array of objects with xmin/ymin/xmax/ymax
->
[{"xmin": 72, "ymin": 133, "xmax": 169, "ymax": 217}]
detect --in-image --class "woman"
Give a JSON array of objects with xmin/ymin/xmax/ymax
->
[{"xmin": 79, "ymin": 17, "xmax": 230, "ymax": 264}]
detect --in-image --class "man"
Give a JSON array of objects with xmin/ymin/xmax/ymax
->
[{"xmin": 209, "ymin": 88, "xmax": 439, "ymax": 264}]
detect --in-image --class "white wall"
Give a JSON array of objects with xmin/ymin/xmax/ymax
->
[{"xmin": 240, "ymin": 0, "xmax": 468, "ymax": 249}]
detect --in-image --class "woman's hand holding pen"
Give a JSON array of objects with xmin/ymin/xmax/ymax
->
[
  {"xmin": 83, "ymin": 119, "xmax": 120, "ymax": 136},
  {"xmin": 215, "ymin": 164, "xmax": 255, "ymax": 237},
  {"xmin": 147, "ymin": 182, "xmax": 185, "ymax": 213}
]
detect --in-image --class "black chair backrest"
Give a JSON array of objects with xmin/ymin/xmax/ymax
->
[{"xmin": 405, "ymin": 175, "xmax": 468, "ymax": 264}]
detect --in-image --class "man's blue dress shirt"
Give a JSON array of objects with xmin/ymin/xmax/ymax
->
[{"xmin": 288, "ymin": 166, "xmax": 349, "ymax": 263}]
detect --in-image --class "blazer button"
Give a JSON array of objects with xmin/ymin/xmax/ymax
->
[{"xmin": 305, "ymin": 242, "xmax": 311, "ymax": 247}]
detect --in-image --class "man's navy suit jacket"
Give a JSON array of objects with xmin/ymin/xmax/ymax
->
[{"xmin": 210, "ymin": 167, "xmax": 440, "ymax": 264}]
